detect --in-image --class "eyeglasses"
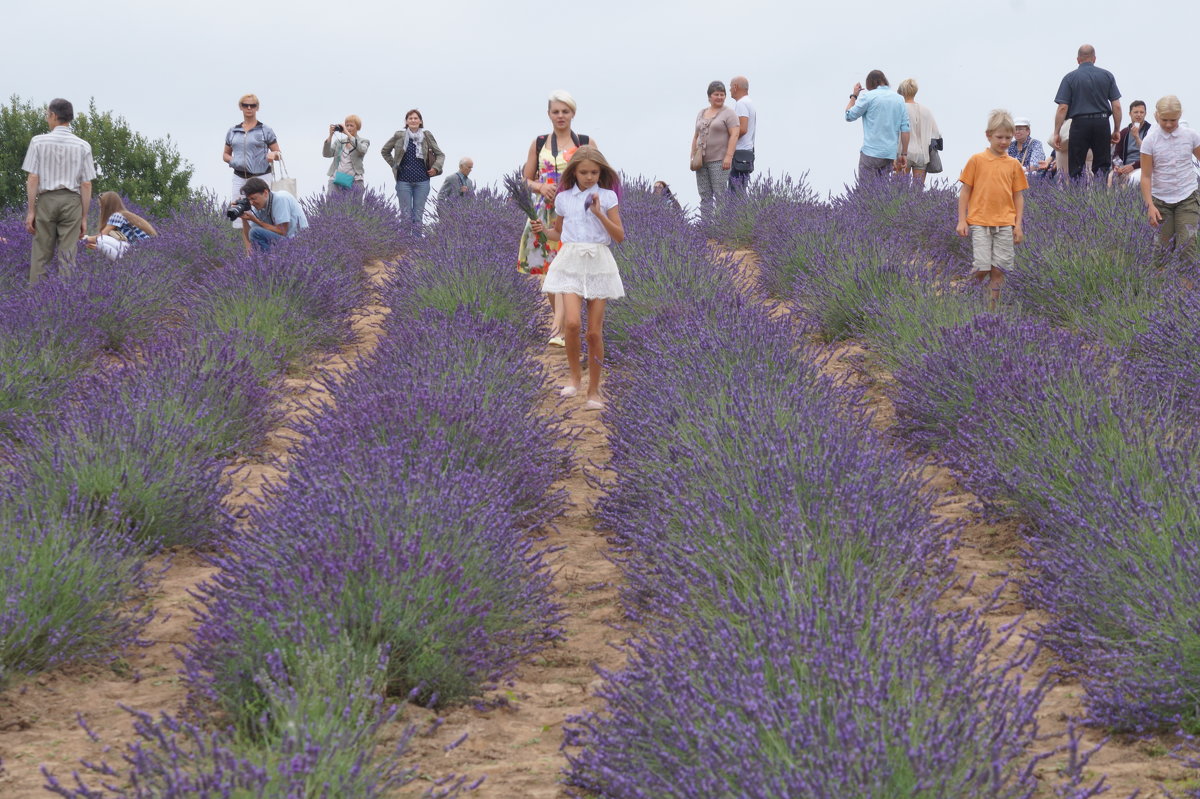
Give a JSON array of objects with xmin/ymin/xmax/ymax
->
[{"xmin": 240, "ymin": 103, "xmax": 259, "ymax": 109}]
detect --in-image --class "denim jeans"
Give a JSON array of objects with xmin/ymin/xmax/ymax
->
[
  {"xmin": 395, "ymin": 179, "xmax": 431, "ymax": 230},
  {"xmin": 249, "ymin": 225, "xmax": 287, "ymax": 251}
]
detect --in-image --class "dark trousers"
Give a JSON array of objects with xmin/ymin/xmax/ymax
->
[{"xmin": 1068, "ymin": 116, "xmax": 1113, "ymax": 178}]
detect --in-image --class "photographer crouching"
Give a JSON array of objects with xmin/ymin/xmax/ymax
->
[{"xmin": 230, "ymin": 177, "xmax": 308, "ymax": 255}]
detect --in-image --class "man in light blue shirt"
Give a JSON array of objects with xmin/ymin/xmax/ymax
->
[
  {"xmin": 845, "ymin": 69, "xmax": 911, "ymax": 180},
  {"xmin": 237, "ymin": 177, "xmax": 308, "ymax": 254}
]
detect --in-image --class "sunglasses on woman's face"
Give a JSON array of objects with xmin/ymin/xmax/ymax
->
[{"xmin": 241, "ymin": 103, "xmax": 258, "ymax": 109}]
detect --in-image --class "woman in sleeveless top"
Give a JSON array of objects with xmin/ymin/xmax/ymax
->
[
  {"xmin": 519, "ymin": 90, "xmax": 596, "ymax": 344},
  {"xmin": 896, "ymin": 78, "xmax": 942, "ymax": 188}
]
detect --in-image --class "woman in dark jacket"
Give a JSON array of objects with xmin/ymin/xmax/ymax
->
[{"xmin": 381, "ymin": 109, "xmax": 445, "ymax": 231}]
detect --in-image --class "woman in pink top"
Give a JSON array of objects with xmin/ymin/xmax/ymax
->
[{"xmin": 690, "ymin": 81, "xmax": 739, "ymax": 221}]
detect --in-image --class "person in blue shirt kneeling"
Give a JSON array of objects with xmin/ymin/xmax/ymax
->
[{"xmin": 236, "ymin": 177, "xmax": 308, "ymax": 254}]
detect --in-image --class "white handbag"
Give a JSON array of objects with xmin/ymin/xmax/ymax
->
[{"xmin": 272, "ymin": 157, "xmax": 298, "ymax": 197}]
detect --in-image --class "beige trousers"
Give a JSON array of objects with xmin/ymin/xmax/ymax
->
[{"xmin": 30, "ymin": 189, "xmax": 83, "ymax": 285}]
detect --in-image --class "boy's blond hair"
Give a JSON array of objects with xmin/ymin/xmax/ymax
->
[
  {"xmin": 1156, "ymin": 95, "xmax": 1183, "ymax": 116},
  {"xmin": 986, "ymin": 109, "xmax": 1015, "ymax": 134}
]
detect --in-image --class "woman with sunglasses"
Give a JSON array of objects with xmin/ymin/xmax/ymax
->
[{"xmin": 223, "ymin": 94, "xmax": 281, "ymax": 227}]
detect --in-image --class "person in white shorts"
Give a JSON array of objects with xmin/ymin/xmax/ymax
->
[{"xmin": 531, "ymin": 145, "xmax": 625, "ymax": 411}]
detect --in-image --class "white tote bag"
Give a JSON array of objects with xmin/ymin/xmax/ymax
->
[{"xmin": 272, "ymin": 157, "xmax": 298, "ymax": 197}]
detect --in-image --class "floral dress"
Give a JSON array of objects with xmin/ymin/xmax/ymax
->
[{"xmin": 517, "ymin": 135, "xmax": 581, "ymax": 275}]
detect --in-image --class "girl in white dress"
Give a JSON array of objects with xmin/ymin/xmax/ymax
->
[{"xmin": 531, "ymin": 145, "xmax": 625, "ymax": 410}]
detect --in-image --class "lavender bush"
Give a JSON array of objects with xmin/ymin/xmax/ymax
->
[
  {"xmin": 0, "ymin": 209, "xmax": 29, "ymax": 294},
  {"xmin": 46, "ymin": 642, "xmax": 474, "ymax": 799},
  {"xmin": 187, "ymin": 311, "xmax": 565, "ymax": 726},
  {"xmin": 566, "ymin": 575, "xmax": 1088, "ymax": 799},
  {"xmin": 88, "ymin": 329, "xmax": 283, "ymax": 457},
  {"xmin": 599, "ymin": 296, "xmax": 947, "ymax": 620},
  {"xmin": 302, "ymin": 187, "xmax": 406, "ymax": 267},
  {"xmin": 0, "ymin": 497, "xmax": 150, "ymax": 688},
  {"xmin": 6, "ymin": 398, "xmax": 233, "ymax": 552},
  {"xmin": 186, "ymin": 239, "xmax": 365, "ymax": 377},
  {"xmin": 1128, "ymin": 287, "xmax": 1200, "ymax": 422},
  {"xmin": 0, "ymin": 283, "xmax": 107, "ymax": 435}
]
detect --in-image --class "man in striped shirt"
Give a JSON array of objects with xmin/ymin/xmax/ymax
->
[{"xmin": 22, "ymin": 98, "xmax": 96, "ymax": 285}]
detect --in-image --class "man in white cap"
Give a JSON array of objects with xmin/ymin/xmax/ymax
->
[{"xmin": 1008, "ymin": 117, "xmax": 1048, "ymax": 174}]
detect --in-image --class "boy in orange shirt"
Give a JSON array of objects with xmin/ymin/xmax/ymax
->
[{"xmin": 956, "ymin": 109, "xmax": 1030, "ymax": 309}]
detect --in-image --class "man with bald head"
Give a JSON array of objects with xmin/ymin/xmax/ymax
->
[
  {"xmin": 1053, "ymin": 44, "xmax": 1122, "ymax": 179},
  {"xmin": 728, "ymin": 75, "xmax": 757, "ymax": 190}
]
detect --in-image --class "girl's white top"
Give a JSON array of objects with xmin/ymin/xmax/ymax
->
[{"xmin": 555, "ymin": 185, "xmax": 619, "ymax": 245}]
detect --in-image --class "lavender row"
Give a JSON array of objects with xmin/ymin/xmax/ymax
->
[
  {"xmin": 732, "ymin": 177, "xmax": 1200, "ymax": 734},
  {"xmin": 1, "ymin": 194, "xmax": 394, "ymax": 697},
  {"xmin": 564, "ymin": 188, "xmax": 1099, "ymax": 797},
  {"xmin": 52, "ymin": 197, "xmax": 563, "ymax": 795},
  {"xmin": 891, "ymin": 314, "xmax": 1200, "ymax": 734}
]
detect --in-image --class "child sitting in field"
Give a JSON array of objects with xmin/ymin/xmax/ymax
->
[
  {"xmin": 956, "ymin": 109, "xmax": 1029, "ymax": 310},
  {"xmin": 1139, "ymin": 95, "xmax": 1200, "ymax": 261},
  {"xmin": 531, "ymin": 145, "xmax": 625, "ymax": 410},
  {"xmin": 84, "ymin": 191, "xmax": 157, "ymax": 261}
]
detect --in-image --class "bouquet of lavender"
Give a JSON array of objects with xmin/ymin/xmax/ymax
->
[{"xmin": 504, "ymin": 169, "xmax": 547, "ymax": 250}]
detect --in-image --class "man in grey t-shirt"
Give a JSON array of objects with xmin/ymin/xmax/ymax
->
[{"xmin": 729, "ymin": 76, "xmax": 757, "ymax": 190}]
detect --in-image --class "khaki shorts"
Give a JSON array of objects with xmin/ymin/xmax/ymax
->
[{"xmin": 969, "ymin": 225, "xmax": 1015, "ymax": 273}]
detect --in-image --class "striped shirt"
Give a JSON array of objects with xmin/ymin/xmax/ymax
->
[{"xmin": 22, "ymin": 126, "xmax": 97, "ymax": 194}]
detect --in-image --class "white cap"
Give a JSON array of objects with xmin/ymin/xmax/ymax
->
[{"xmin": 1014, "ymin": 117, "xmax": 1031, "ymax": 127}]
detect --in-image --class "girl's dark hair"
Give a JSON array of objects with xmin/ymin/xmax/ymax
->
[{"xmin": 560, "ymin": 145, "xmax": 621, "ymax": 195}]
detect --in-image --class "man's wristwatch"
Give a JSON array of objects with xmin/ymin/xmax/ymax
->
[{"xmin": 850, "ymin": 94, "xmax": 858, "ymax": 100}]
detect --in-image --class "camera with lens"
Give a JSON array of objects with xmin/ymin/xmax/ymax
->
[
  {"xmin": 225, "ymin": 196, "xmax": 252, "ymax": 221},
  {"xmin": 333, "ymin": 123, "xmax": 345, "ymax": 133}
]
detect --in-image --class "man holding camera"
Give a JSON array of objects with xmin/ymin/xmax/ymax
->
[{"xmin": 234, "ymin": 177, "xmax": 307, "ymax": 254}]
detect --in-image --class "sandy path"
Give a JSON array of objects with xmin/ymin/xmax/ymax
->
[
  {"xmin": 0, "ymin": 261, "xmax": 390, "ymax": 797},
  {"xmin": 730, "ymin": 247, "xmax": 1189, "ymax": 797},
  {"xmin": 395, "ymin": 343, "xmax": 625, "ymax": 798}
]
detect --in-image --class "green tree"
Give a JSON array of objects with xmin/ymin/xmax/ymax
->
[{"xmin": 0, "ymin": 95, "xmax": 196, "ymax": 218}]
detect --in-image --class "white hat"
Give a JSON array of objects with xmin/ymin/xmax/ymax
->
[{"xmin": 1014, "ymin": 117, "xmax": 1031, "ymax": 127}]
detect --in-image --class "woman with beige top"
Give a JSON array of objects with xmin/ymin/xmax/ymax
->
[
  {"xmin": 690, "ymin": 81, "xmax": 740, "ymax": 219},
  {"xmin": 323, "ymin": 114, "xmax": 369, "ymax": 192},
  {"xmin": 896, "ymin": 78, "xmax": 941, "ymax": 188}
]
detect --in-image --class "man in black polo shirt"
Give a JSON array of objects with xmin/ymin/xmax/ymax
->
[{"xmin": 1052, "ymin": 44, "xmax": 1122, "ymax": 179}]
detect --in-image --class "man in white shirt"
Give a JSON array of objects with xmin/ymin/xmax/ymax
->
[
  {"xmin": 728, "ymin": 76, "xmax": 757, "ymax": 190},
  {"xmin": 22, "ymin": 98, "xmax": 96, "ymax": 284}
]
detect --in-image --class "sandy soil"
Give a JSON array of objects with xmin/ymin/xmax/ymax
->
[
  {"xmin": 0, "ymin": 261, "xmax": 390, "ymax": 797},
  {"xmin": 394, "ymin": 344, "xmax": 625, "ymax": 797},
  {"xmin": 729, "ymin": 246, "xmax": 1193, "ymax": 798}
]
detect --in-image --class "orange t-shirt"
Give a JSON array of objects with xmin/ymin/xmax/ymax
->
[{"xmin": 959, "ymin": 150, "xmax": 1029, "ymax": 227}]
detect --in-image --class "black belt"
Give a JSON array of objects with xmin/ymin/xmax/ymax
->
[
  {"xmin": 1071, "ymin": 112, "xmax": 1109, "ymax": 119},
  {"xmin": 233, "ymin": 168, "xmax": 270, "ymax": 179}
]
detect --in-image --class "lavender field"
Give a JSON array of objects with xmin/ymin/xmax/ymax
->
[{"xmin": 1, "ymin": 176, "xmax": 1199, "ymax": 798}]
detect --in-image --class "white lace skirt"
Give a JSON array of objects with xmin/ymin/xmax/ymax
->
[{"xmin": 541, "ymin": 242, "xmax": 625, "ymax": 300}]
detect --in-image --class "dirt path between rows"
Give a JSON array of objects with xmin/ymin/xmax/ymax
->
[
  {"xmin": 0, "ymin": 261, "xmax": 391, "ymax": 797},
  {"xmin": 396, "ymin": 344, "xmax": 625, "ymax": 797},
  {"xmin": 729, "ymin": 246, "xmax": 1190, "ymax": 798}
]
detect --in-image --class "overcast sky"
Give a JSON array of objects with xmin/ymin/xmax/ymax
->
[{"xmin": 4, "ymin": 0, "xmax": 1196, "ymax": 210}]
